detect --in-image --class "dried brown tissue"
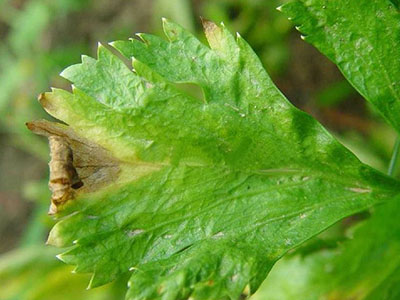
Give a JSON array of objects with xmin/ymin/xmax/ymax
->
[{"xmin": 26, "ymin": 119, "xmax": 120, "ymax": 214}]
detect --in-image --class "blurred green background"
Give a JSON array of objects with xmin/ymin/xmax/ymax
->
[{"xmin": 0, "ymin": 0, "xmax": 397, "ymax": 299}]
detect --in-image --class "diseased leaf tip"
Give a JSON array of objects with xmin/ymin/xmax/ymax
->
[
  {"xmin": 38, "ymin": 92, "xmax": 46, "ymax": 102},
  {"xmin": 25, "ymin": 121, "xmax": 35, "ymax": 131},
  {"xmin": 201, "ymin": 17, "xmax": 218, "ymax": 34},
  {"xmin": 37, "ymin": 92, "xmax": 51, "ymax": 110},
  {"xmin": 201, "ymin": 18, "xmax": 224, "ymax": 50},
  {"xmin": 28, "ymin": 119, "xmax": 121, "ymax": 215}
]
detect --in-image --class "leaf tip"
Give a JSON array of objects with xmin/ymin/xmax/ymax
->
[
  {"xmin": 55, "ymin": 253, "xmax": 66, "ymax": 263},
  {"xmin": 295, "ymin": 25, "xmax": 304, "ymax": 33},
  {"xmin": 135, "ymin": 33, "xmax": 146, "ymax": 43},
  {"xmin": 201, "ymin": 17, "xmax": 224, "ymax": 50},
  {"xmin": 48, "ymin": 202, "xmax": 58, "ymax": 215},
  {"xmin": 243, "ymin": 284, "xmax": 251, "ymax": 296},
  {"xmin": 37, "ymin": 92, "xmax": 52, "ymax": 110},
  {"xmin": 38, "ymin": 92, "xmax": 46, "ymax": 102},
  {"xmin": 200, "ymin": 17, "xmax": 217, "ymax": 33},
  {"xmin": 25, "ymin": 121, "xmax": 35, "ymax": 131}
]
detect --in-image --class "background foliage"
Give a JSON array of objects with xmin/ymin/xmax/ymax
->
[{"xmin": 0, "ymin": 0, "xmax": 398, "ymax": 299}]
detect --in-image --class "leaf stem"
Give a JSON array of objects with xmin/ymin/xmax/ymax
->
[{"xmin": 388, "ymin": 137, "xmax": 400, "ymax": 177}]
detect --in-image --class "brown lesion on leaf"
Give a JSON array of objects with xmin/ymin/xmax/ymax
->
[
  {"xmin": 26, "ymin": 119, "xmax": 120, "ymax": 215},
  {"xmin": 200, "ymin": 17, "xmax": 223, "ymax": 50},
  {"xmin": 201, "ymin": 17, "xmax": 218, "ymax": 34}
]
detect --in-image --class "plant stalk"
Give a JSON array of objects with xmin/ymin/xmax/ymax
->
[{"xmin": 388, "ymin": 137, "xmax": 400, "ymax": 177}]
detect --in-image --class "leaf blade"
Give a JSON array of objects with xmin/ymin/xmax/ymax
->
[
  {"xmin": 28, "ymin": 19, "xmax": 400, "ymax": 299},
  {"xmin": 281, "ymin": 0, "xmax": 400, "ymax": 133}
]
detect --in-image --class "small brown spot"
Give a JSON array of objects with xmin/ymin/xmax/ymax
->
[{"xmin": 71, "ymin": 181, "xmax": 84, "ymax": 189}]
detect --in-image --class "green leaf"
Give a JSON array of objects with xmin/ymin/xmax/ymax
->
[
  {"xmin": 0, "ymin": 246, "xmax": 126, "ymax": 300},
  {"xmin": 280, "ymin": 0, "xmax": 400, "ymax": 133},
  {"xmin": 254, "ymin": 199, "xmax": 400, "ymax": 300},
  {"xmin": 29, "ymin": 19, "xmax": 400, "ymax": 299}
]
